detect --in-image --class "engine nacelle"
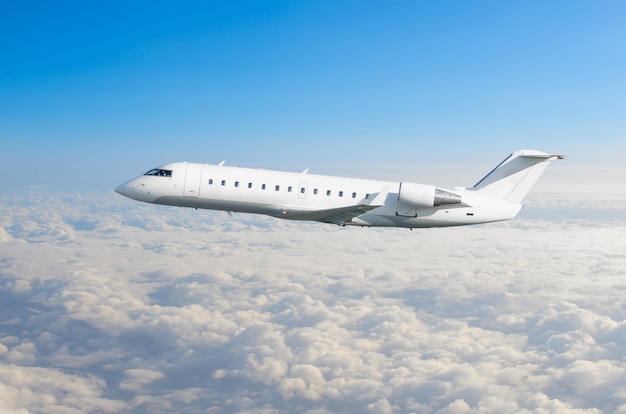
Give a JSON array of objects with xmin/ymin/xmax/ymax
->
[
  {"xmin": 434, "ymin": 188, "xmax": 463, "ymax": 206},
  {"xmin": 398, "ymin": 182, "xmax": 462, "ymax": 208}
]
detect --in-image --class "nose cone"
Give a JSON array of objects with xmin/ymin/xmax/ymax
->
[
  {"xmin": 115, "ymin": 182, "xmax": 130, "ymax": 197},
  {"xmin": 115, "ymin": 180, "xmax": 141, "ymax": 200},
  {"xmin": 114, "ymin": 177, "xmax": 155, "ymax": 203}
]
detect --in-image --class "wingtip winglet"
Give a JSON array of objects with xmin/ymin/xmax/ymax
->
[{"xmin": 368, "ymin": 185, "xmax": 391, "ymax": 206}]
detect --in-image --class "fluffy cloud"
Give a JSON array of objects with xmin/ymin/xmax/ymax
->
[{"xmin": 0, "ymin": 190, "xmax": 625, "ymax": 413}]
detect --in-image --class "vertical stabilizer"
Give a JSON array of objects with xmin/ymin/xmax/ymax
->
[{"xmin": 472, "ymin": 150, "xmax": 564, "ymax": 204}]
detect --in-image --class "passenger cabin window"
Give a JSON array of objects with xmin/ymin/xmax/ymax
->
[
  {"xmin": 326, "ymin": 190, "xmax": 331, "ymax": 196},
  {"xmin": 208, "ymin": 179, "xmax": 213, "ymax": 185},
  {"xmin": 262, "ymin": 184, "xmax": 266, "ymax": 190},
  {"xmin": 352, "ymin": 192, "xmax": 357, "ymax": 198},
  {"xmin": 288, "ymin": 186, "xmax": 293, "ymax": 192},
  {"xmin": 339, "ymin": 191, "xmax": 344, "ymax": 197},
  {"xmin": 314, "ymin": 189, "xmax": 318, "ymax": 195},
  {"xmin": 248, "ymin": 183, "xmax": 253, "ymax": 189},
  {"xmin": 144, "ymin": 169, "xmax": 172, "ymax": 177},
  {"xmin": 221, "ymin": 180, "xmax": 226, "ymax": 186},
  {"xmin": 275, "ymin": 185, "xmax": 280, "ymax": 191},
  {"xmin": 235, "ymin": 181, "xmax": 239, "ymax": 187}
]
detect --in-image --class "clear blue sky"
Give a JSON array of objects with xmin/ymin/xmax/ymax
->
[{"xmin": 1, "ymin": 1, "xmax": 625, "ymax": 190}]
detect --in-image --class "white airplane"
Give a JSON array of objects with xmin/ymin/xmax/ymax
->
[{"xmin": 115, "ymin": 149, "xmax": 563, "ymax": 229}]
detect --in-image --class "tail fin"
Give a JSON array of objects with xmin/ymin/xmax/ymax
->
[{"xmin": 472, "ymin": 149, "xmax": 564, "ymax": 203}]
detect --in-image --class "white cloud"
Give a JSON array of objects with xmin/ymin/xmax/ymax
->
[
  {"xmin": 119, "ymin": 368, "xmax": 166, "ymax": 392},
  {"xmin": 0, "ymin": 190, "xmax": 625, "ymax": 412},
  {"xmin": 0, "ymin": 364, "xmax": 125, "ymax": 413}
]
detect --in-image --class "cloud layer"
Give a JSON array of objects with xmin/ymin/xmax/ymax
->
[{"xmin": 1, "ymin": 191, "xmax": 625, "ymax": 413}]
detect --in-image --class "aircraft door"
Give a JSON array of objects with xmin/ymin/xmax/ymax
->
[
  {"xmin": 184, "ymin": 163, "xmax": 202, "ymax": 197},
  {"xmin": 298, "ymin": 182, "xmax": 308, "ymax": 199}
]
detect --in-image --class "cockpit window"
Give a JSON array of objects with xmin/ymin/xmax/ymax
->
[{"xmin": 144, "ymin": 169, "xmax": 172, "ymax": 177}]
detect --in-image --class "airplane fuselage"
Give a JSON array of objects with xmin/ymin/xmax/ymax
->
[{"xmin": 115, "ymin": 161, "xmax": 524, "ymax": 228}]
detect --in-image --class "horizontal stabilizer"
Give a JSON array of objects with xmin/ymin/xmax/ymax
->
[{"xmin": 519, "ymin": 153, "xmax": 565, "ymax": 159}]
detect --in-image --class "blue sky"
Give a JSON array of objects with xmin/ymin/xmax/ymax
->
[{"xmin": 2, "ymin": 1, "xmax": 625, "ymax": 190}]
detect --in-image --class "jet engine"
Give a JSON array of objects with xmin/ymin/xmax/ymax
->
[{"xmin": 398, "ymin": 182, "xmax": 462, "ymax": 208}]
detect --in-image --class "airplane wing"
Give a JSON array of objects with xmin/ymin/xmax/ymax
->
[
  {"xmin": 310, "ymin": 204, "xmax": 381, "ymax": 225},
  {"xmin": 285, "ymin": 185, "xmax": 391, "ymax": 225}
]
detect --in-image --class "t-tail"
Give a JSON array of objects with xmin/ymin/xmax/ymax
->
[{"xmin": 471, "ymin": 149, "xmax": 564, "ymax": 204}]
